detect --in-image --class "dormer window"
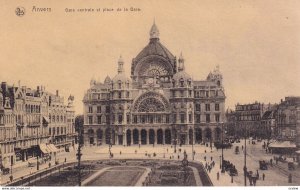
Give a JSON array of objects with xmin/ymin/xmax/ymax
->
[
  {"xmin": 118, "ymin": 80, "xmax": 122, "ymax": 89},
  {"xmin": 180, "ymin": 78, "xmax": 184, "ymax": 87},
  {"xmin": 187, "ymin": 79, "xmax": 191, "ymax": 87}
]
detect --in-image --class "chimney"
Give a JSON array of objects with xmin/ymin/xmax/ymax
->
[{"xmin": 56, "ymin": 90, "xmax": 59, "ymax": 96}]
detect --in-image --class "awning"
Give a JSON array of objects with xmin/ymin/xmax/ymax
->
[
  {"xmin": 269, "ymin": 141, "xmax": 297, "ymax": 148},
  {"xmin": 47, "ymin": 144, "xmax": 59, "ymax": 153},
  {"xmin": 43, "ymin": 116, "xmax": 50, "ymax": 124},
  {"xmin": 39, "ymin": 144, "xmax": 50, "ymax": 154}
]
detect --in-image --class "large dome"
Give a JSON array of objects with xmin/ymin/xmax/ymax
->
[{"xmin": 134, "ymin": 40, "xmax": 175, "ymax": 64}]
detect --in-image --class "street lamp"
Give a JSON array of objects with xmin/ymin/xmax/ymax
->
[
  {"xmin": 37, "ymin": 155, "xmax": 39, "ymax": 171},
  {"xmin": 192, "ymin": 132, "xmax": 194, "ymax": 161},
  {"xmin": 243, "ymin": 123, "xmax": 247, "ymax": 186},
  {"xmin": 76, "ymin": 129, "xmax": 83, "ymax": 186},
  {"xmin": 221, "ymin": 123, "xmax": 225, "ymax": 173}
]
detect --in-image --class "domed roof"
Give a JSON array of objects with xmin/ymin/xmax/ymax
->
[
  {"xmin": 173, "ymin": 52, "xmax": 191, "ymax": 80},
  {"xmin": 112, "ymin": 56, "xmax": 131, "ymax": 83},
  {"xmin": 134, "ymin": 23, "xmax": 175, "ymax": 64},
  {"xmin": 112, "ymin": 73, "xmax": 131, "ymax": 83},
  {"xmin": 173, "ymin": 70, "xmax": 191, "ymax": 81}
]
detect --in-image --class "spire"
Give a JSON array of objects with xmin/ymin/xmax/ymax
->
[
  {"xmin": 149, "ymin": 20, "xmax": 160, "ymax": 40},
  {"xmin": 178, "ymin": 52, "xmax": 185, "ymax": 72},
  {"xmin": 118, "ymin": 55, "xmax": 124, "ymax": 74}
]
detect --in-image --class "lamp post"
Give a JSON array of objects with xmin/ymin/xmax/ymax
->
[
  {"xmin": 219, "ymin": 155, "xmax": 222, "ymax": 169},
  {"xmin": 37, "ymin": 155, "xmax": 39, "ymax": 171},
  {"xmin": 243, "ymin": 123, "xmax": 247, "ymax": 186},
  {"xmin": 192, "ymin": 131, "xmax": 194, "ymax": 160},
  {"xmin": 76, "ymin": 129, "xmax": 83, "ymax": 186},
  {"xmin": 10, "ymin": 156, "xmax": 13, "ymax": 182},
  {"xmin": 221, "ymin": 123, "xmax": 225, "ymax": 173}
]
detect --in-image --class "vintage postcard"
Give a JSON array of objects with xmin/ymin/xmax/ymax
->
[{"xmin": 0, "ymin": 0, "xmax": 299, "ymax": 189}]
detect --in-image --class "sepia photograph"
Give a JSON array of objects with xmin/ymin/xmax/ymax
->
[{"xmin": 0, "ymin": 0, "xmax": 299, "ymax": 189}]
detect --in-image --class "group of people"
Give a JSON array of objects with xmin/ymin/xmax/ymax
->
[{"xmin": 204, "ymin": 156, "xmax": 215, "ymax": 173}]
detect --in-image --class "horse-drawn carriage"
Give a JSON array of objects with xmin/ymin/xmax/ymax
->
[
  {"xmin": 259, "ymin": 160, "xmax": 268, "ymax": 170},
  {"xmin": 1, "ymin": 165, "xmax": 10, "ymax": 175}
]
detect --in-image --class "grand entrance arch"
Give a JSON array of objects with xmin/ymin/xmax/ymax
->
[
  {"xmin": 133, "ymin": 129, "xmax": 139, "ymax": 144},
  {"xmin": 157, "ymin": 129, "xmax": 163, "ymax": 144},
  {"xmin": 141, "ymin": 129, "xmax": 147, "ymax": 144},
  {"xmin": 195, "ymin": 128, "xmax": 202, "ymax": 144},
  {"xmin": 96, "ymin": 129, "xmax": 103, "ymax": 145},
  {"xmin": 215, "ymin": 127, "xmax": 222, "ymax": 142},
  {"xmin": 126, "ymin": 129, "xmax": 131, "ymax": 145},
  {"xmin": 165, "ymin": 129, "xmax": 171, "ymax": 144},
  {"xmin": 149, "ymin": 129, "xmax": 155, "ymax": 144},
  {"xmin": 204, "ymin": 128, "xmax": 212, "ymax": 142},
  {"xmin": 105, "ymin": 128, "xmax": 111, "ymax": 144},
  {"xmin": 189, "ymin": 129, "xmax": 193, "ymax": 145}
]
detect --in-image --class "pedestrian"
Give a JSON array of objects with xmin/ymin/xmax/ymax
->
[
  {"xmin": 204, "ymin": 156, "xmax": 206, "ymax": 161},
  {"xmin": 178, "ymin": 155, "xmax": 180, "ymax": 159},
  {"xmin": 288, "ymin": 174, "xmax": 292, "ymax": 183},
  {"xmin": 270, "ymin": 158, "xmax": 273, "ymax": 166},
  {"xmin": 205, "ymin": 150, "xmax": 207, "ymax": 153},
  {"xmin": 256, "ymin": 170, "xmax": 259, "ymax": 179},
  {"xmin": 211, "ymin": 156, "xmax": 213, "ymax": 161},
  {"xmin": 217, "ymin": 172, "xmax": 220, "ymax": 180},
  {"xmin": 253, "ymin": 177, "xmax": 257, "ymax": 186},
  {"xmin": 120, "ymin": 151, "xmax": 122, "ymax": 155},
  {"xmin": 262, "ymin": 173, "xmax": 265, "ymax": 181},
  {"xmin": 242, "ymin": 145, "xmax": 244, "ymax": 151}
]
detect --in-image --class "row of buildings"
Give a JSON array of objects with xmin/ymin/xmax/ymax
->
[
  {"xmin": 226, "ymin": 97, "xmax": 300, "ymax": 146},
  {"xmin": 0, "ymin": 82, "xmax": 77, "ymax": 168},
  {"xmin": 83, "ymin": 22, "xmax": 226, "ymax": 146}
]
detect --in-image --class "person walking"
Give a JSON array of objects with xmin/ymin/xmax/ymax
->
[
  {"xmin": 217, "ymin": 172, "xmax": 220, "ymax": 180},
  {"xmin": 262, "ymin": 173, "xmax": 265, "ymax": 181}
]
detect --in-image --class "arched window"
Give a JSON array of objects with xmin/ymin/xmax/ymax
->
[{"xmin": 180, "ymin": 78, "xmax": 184, "ymax": 87}]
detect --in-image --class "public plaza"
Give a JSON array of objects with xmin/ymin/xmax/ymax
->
[{"xmin": 1, "ymin": 139, "xmax": 299, "ymax": 186}]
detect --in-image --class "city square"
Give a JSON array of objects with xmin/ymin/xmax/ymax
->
[{"xmin": 1, "ymin": 0, "xmax": 300, "ymax": 188}]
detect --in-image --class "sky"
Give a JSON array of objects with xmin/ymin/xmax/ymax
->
[{"xmin": 0, "ymin": 0, "xmax": 299, "ymax": 114}]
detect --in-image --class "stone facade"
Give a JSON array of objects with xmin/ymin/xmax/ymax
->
[
  {"xmin": 0, "ymin": 82, "xmax": 76, "ymax": 168},
  {"xmin": 275, "ymin": 97, "xmax": 300, "ymax": 142},
  {"xmin": 83, "ymin": 23, "xmax": 226, "ymax": 146}
]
